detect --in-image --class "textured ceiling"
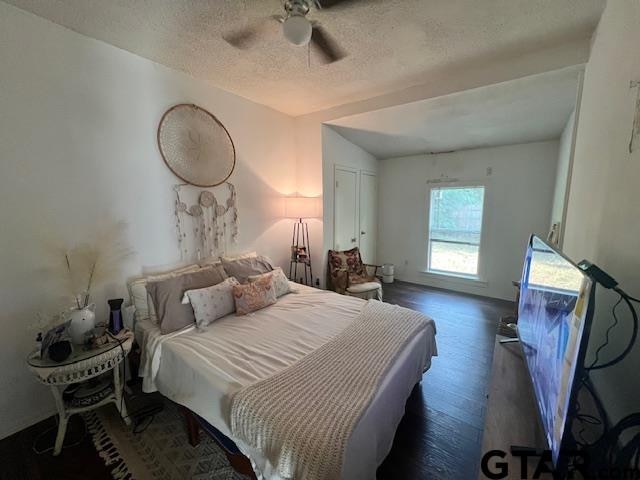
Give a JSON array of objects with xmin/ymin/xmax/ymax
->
[
  {"xmin": 4, "ymin": 0, "xmax": 604, "ymax": 116},
  {"xmin": 327, "ymin": 66, "xmax": 581, "ymax": 158}
]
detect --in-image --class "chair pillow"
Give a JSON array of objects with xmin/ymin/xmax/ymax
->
[
  {"xmin": 182, "ymin": 277, "xmax": 240, "ymax": 328},
  {"xmin": 221, "ymin": 254, "xmax": 274, "ymax": 284},
  {"xmin": 232, "ymin": 276, "xmax": 277, "ymax": 315},
  {"xmin": 147, "ymin": 268, "xmax": 227, "ymax": 334},
  {"xmin": 247, "ymin": 267, "xmax": 291, "ymax": 298}
]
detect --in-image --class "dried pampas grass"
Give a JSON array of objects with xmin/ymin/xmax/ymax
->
[{"xmin": 39, "ymin": 220, "xmax": 134, "ymax": 309}]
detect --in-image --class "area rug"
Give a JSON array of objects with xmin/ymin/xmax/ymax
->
[{"xmin": 84, "ymin": 400, "xmax": 245, "ymax": 480}]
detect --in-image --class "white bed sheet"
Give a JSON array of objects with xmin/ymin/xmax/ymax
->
[{"xmin": 136, "ymin": 283, "xmax": 437, "ymax": 480}]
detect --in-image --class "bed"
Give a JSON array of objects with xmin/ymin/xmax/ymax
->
[{"xmin": 135, "ymin": 282, "xmax": 437, "ymax": 479}]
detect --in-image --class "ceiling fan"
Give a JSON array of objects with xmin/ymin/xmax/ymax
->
[{"xmin": 223, "ymin": 0, "xmax": 358, "ymax": 64}]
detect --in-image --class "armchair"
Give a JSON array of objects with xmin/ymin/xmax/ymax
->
[{"xmin": 327, "ymin": 247, "xmax": 383, "ymax": 301}]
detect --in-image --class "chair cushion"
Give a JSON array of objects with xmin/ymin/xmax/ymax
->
[
  {"xmin": 328, "ymin": 248, "xmax": 366, "ymax": 276},
  {"xmin": 346, "ymin": 281, "xmax": 381, "ymax": 294}
]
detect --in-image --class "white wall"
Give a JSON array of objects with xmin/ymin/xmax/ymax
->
[
  {"xmin": 562, "ymin": 0, "xmax": 640, "ymax": 426},
  {"xmin": 550, "ymin": 109, "xmax": 576, "ymax": 244},
  {"xmin": 377, "ymin": 141, "xmax": 559, "ymax": 300},
  {"xmin": 321, "ymin": 126, "xmax": 378, "ymax": 280},
  {"xmin": 295, "ymin": 43, "xmax": 591, "ymax": 283},
  {"xmin": 0, "ymin": 3, "xmax": 297, "ymax": 439}
]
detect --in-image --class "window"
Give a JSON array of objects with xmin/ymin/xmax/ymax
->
[{"xmin": 427, "ymin": 185, "xmax": 485, "ymax": 277}]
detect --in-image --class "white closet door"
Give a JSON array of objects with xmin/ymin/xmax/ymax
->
[
  {"xmin": 359, "ymin": 172, "xmax": 377, "ymax": 264},
  {"xmin": 334, "ymin": 167, "xmax": 359, "ymax": 251}
]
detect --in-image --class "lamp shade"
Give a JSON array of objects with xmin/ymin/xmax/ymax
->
[{"xmin": 284, "ymin": 196, "xmax": 320, "ymax": 219}]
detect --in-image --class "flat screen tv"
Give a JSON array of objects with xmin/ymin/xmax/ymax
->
[{"xmin": 518, "ymin": 235, "xmax": 595, "ymax": 472}]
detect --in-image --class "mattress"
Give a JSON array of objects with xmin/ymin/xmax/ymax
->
[{"xmin": 136, "ymin": 283, "xmax": 437, "ymax": 479}]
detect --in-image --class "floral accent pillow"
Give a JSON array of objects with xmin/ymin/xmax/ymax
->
[
  {"xmin": 247, "ymin": 267, "xmax": 291, "ymax": 298},
  {"xmin": 182, "ymin": 277, "xmax": 240, "ymax": 328},
  {"xmin": 232, "ymin": 276, "xmax": 277, "ymax": 315}
]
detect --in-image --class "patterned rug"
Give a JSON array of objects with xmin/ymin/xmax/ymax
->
[{"xmin": 84, "ymin": 400, "xmax": 245, "ymax": 480}]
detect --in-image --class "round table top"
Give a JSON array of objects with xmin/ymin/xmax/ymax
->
[{"xmin": 27, "ymin": 337, "xmax": 131, "ymax": 369}]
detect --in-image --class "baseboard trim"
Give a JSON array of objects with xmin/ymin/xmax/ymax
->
[{"xmin": 0, "ymin": 405, "xmax": 57, "ymax": 440}]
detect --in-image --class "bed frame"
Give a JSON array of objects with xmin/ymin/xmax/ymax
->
[{"xmin": 180, "ymin": 406, "xmax": 257, "ymax": 480}]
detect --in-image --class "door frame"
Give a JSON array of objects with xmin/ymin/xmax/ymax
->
[
  {"xmin": 333, "ymin": 165, "xmax": 360, "ymax": 251},
  {"xmin": 359, "ymin": 170, "xmax": 378, "ymax": 263}
]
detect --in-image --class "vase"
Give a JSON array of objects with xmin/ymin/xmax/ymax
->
[{"xmin": 65, "ymin": 304, "xmax": 96, "ymax": 344}]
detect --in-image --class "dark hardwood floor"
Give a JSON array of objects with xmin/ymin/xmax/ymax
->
[
  {"xmin": 377, "ymin": 281, "xmax": 514, "ymax": 480},
  {"xmin": 0, "ymin": 280, "xmax": 513, "ymax": 480}
]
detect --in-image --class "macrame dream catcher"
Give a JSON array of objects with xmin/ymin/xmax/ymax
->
[
  {"xmin": 174, "ymin": 183, "xmax": 238, "ymax": 261},
  {"xmin": 158, "ymin": 104, "xmax": 239, "ymax": 260}
]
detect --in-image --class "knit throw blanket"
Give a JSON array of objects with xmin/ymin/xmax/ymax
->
[{"xmin": 230, "ymin": 300, "xmax": 432, "ymax": 480}]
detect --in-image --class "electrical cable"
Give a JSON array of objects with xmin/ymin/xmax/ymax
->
[
  {"xmin": 106, "ymin": 330, "xmax": 164, "ymax": 434},
  {"xmin": 617, "ymin": 287, "xmax": 640, "ymax": 304},
  {"xmin": 32, "ymin": 416, "xmax": 87, "ymax": 454},
  {"xmin": 587, "ymin": 295, "xmax": 624, "ymax": 370},
  {"xmin": 587, "ymin": 292, "xmax": 638, "ymax": 371}
]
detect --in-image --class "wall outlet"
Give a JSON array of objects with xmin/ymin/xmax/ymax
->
[{"xmin": 404, "ymin": 259, "xmax": 409, "ymax": 266}]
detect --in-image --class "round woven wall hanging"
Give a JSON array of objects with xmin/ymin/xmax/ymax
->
[{"xmin": 157, "ymin": 104, "xmax": 236, "ymax": 187}]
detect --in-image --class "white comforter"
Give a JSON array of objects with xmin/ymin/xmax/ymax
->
[{"xmin": 136, "ymin": 283, "xmax": 437, "ymax": 480}]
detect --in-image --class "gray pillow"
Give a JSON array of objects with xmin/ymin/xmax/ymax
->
[
  {"xmin": 147, "ymin": 268, "xmax": 227, "ymax": 334},
  {"xmin": 221, "ymin": 255, "xmax": 274, "ymax": 284}
]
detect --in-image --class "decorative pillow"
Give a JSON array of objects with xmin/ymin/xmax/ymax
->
[
  {"xmin": 147, "ymin": 268, "xmax": 227, "ymax": 334},
  {"xmin": 247, "ymin": 267, "xmax": 291, "ymax": 298},
  {"xmin": 221, "ymin": 254, "xmax": 274, "ymax": 284},
  {"xmin": 128, "ymin": 263, "xmax": 201, "ymax": 322},
  {"xmin": 221, "ymin": 251, "xmax": 257, "ymax": 262},
  {"xmin": 232, "ymin": 276, "xmax": 277, "ymax": 315},
  {"xmin": 182, "ymin": 277, "xmax": 240, "ymax": 328}
]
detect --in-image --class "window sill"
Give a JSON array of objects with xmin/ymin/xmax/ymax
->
[{"xmin": 420, "ymin": 270, "xmax": 488, "ymax": 287}]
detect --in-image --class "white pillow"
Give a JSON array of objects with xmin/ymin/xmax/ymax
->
[
  {"xmin": 182, "ymin": 277, "xmax": 240, "ymax": 328},
  {"xmin": 128, "ymin": 263, "xmax": 201, "ymax": 322},
  {"xmin": 248, "ymin": 267, "xmax": 291, "ymax": 298},
  {"xmin": 221, "ymin": 251, "xmax": 257, "ymax": 262}
]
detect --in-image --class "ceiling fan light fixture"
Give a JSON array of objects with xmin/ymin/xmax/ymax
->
[{"xmin": 282, "ymin": 14, "xmax": 312, "ymax": 46}]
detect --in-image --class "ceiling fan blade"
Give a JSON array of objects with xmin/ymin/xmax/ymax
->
[
  {"xmin": 223, "ymin": 16, "xmax": 283, "ymax": 49},
  {"xmin": 223, "ymin": 27, "xmax": 261, "ymax": 49},
  {"xmin": 311, "ymin": 25, "xmax": 347, "ymax": 64},
  {"xmin": 313, "ymin": 0, "xmax": 363, "ymax": 9}
]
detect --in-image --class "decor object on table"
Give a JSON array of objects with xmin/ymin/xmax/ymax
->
[
  {"xmin": 284, "ymin": 195, "xmax": 320, "ymax": 285},
  {"xmin": 27, "ymin": 332, "xmax": 133, "ymax": 456},
  {"xmin": 158, "ymin": 103, "xmax": 236, "ymax": 187},
  {"xmin": 39, "ymin": 221, "xmax": 134, "ymax": 344},
  {"xmin": 42, "ymin": 320, "xmax": 73, "ymax": 362},
  {"xmin": 108, "ymin": 298, "xmax": 124, "ymax": 335},
  {"xmin": 64, "ymin": 302, "xmax": 96, "ymax": 345},
  {"xmin": 174, "ymin": 183, "xmax": 239, "ymax": 261},
  {"xmin": 327, "ymin": 247, "xmax": 382, "ymax": 300}
]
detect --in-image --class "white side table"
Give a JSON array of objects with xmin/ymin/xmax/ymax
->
[{"xmin": 27, "ymin": 336, "xmax": 133, "ymax": 455}]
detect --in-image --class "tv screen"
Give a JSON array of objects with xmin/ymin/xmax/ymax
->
[{"xmin": 518, "ymin": 235, "xmax": 594, "ymax": 466}]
